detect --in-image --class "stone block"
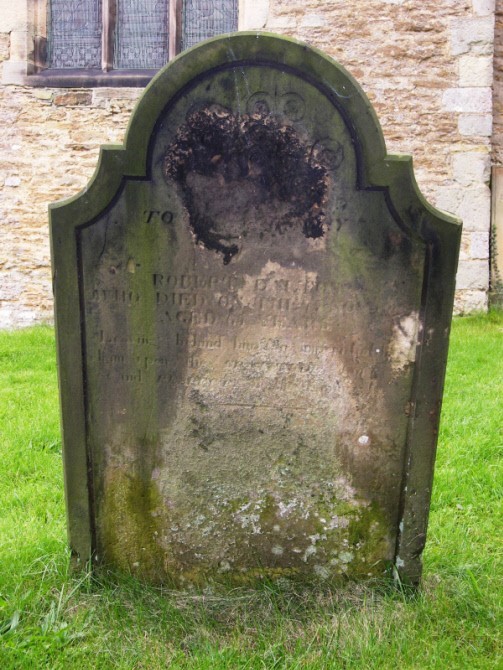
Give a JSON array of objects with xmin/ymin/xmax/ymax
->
[
  {"xmin": 442, "ymin": 87, "xmax": 492, "ymax": 113},
  {"xmin": 32, "ymin": 89, "xmax": 53, "ymax": 100},
  {"xmin": 472, "ymin": 0, "xmax": 495, "ymax": 17},
  {"xmin": 454, "ymin": 289, "xmax": 488, "ymax": 314},
  {"xmin": 452, "ymin": 151, "xmax": 490, "ymax": 186},
  {"xmin": 433, "ymin": 185, "xmax": 463, "ymax": 217},
  {"xmin": 456, "ymin": 260, "xmax": 490, "ymax": 290},
  {"xmin": 239, "ymin": 0, "xmax": 270, "ymax": 30},
  {"xmin": 433, "ymin": 185, "xmax": 491, "ymax": 232},
  {"xmin": 0, "ymin": 5, "xmax": 27, "ymax": 33},
  {"xmin": 450, "ymin": 17, "xmax": 494, "ymax": 56},
  {"xmin": 266, "ymin": 16, "xmax": 297, "ymax": 29},
  {"xmin": 300, "ymin": 14, "xmax": 327, "ymax": 28},
  {"xmin": 458, "ymin": 55, "xmax": 493, "ymax": 87},
  {"xmin": 8, "ymin": 31, "xmax": 28, "ymax": 61},
  {"xmin": 459, "ymin": 186, "xmax": 491, "ymax": 231},
  {"xmin": 53, "ymin": 92, "xmax": 92, "ymax": 107},
  {"xmin": 1, "ymin": 59, "xmax": 27, "ymax": 84},
  {"xmin": 470, "ymin": 231, "xmax": 489, "ymax": 259},
  {"xmin": 458, "ymin": 113, "xmax": 493, "ymax": 136}
]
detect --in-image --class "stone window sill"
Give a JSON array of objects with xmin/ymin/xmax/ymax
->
[
  {"xmin": 3, "ymin": 65, "xmax": 158, "ymax": 88},
  {"xmin": 27, "ymin": 69, "xmax": 158, "ymax": 88}
]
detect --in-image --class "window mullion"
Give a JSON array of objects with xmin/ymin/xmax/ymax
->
[
  {"xmin": 102, "ymin": 0, "xmax": 117, "ymax": 71},
  {"xmin": 171, "ymin": 0, "xmax": 183, "ymax": 60}
]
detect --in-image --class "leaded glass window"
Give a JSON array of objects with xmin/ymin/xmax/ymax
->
[
  {"xmin": 48, "ymin": 0, "xmax": 103, "ymax": 69},
  {"xmin": 182, "ymin": 0, "xmax": 238, "ymax": 51},
  {"xmin": 45, "ymin": 1, "xmax": 238, "ymax": 75},
  {"xmin": 114, "ymin": 0, "xmax": 169, "ymax": 69}
]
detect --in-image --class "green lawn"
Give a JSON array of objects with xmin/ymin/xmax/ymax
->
[{"xmin": 0, "ymin": 315, "xmax": 501, "ymax": 669}]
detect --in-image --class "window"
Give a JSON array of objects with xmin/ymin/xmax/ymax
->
[
  {"xmin": 182, "ymin": 0, "xmax": 238, "ymax": 51},
  {"xmin": 29, "ymin": 0, "xmax": 238, "ymax": 86}
]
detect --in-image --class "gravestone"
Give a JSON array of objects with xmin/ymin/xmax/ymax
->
[{"xmin": 50, "ymin": 33, "xmax": 461, "ymax": 586}]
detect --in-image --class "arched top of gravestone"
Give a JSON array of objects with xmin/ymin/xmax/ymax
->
[{"xmin": 51, "ymin": 32, "xmax": 459, "ymax": 239}]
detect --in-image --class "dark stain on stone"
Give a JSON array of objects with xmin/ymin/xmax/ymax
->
[
  {"xmin": 383, "ymin": 230, "xmax": 413, "ymax": 261},
  {"xmin": 163, "ymin": 105, "xmax": 330, "ymax": 264},
  {"xmin": 219, "ymin": 77, "xmax": 234, "ymax": 92}
]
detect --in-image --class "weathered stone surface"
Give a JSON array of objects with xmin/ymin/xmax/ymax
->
[
  {"xmin": 452, "ymin": 151, "xmax": 491, "ymax": 186},
  {"xmin": 239, "ymin": 0, "xmax": 270, "ymax": 30},
  {"xmin": 442, "ymin": 87, "xmax": 492, "ymax": 114},
  {"xmin": 470, "ymin": 231, "xmax": 490, "ymax": 258},
  {"xmin": 473, "ymin": 0, "xmax": 496, "ymax": 17},
  {"xmin": 456, "ymin": 259, "xmax": 490, "ymax": 289},
  {"xmin": 449, "ymin": 16, "xmax": 495, "ymax": 56},
  {"xmin": 458, "ymin": 55, "xmax": 493, "ymax": 87},
  {"xmin": 53, "ymin": 92, "xmax": 93, "ymax": 107},
  {"xmin": 454, "ymin": 288, "xmax": 488, "ymax": 313},
  {"xmin": 435, "ymin": 184, "xmax": 491, "ymax": 231},
  {"xmin": 51, "ymin": 35, "xmax": 460, "ymax": 588},
  {"xmin": 458, "ymin": 113, "xmax": 493, "ymax": 137}
]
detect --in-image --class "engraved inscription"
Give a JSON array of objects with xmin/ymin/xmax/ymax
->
[
  {"xmin": 89, "ymin": 259, "xmax": 372, "ymax": 410},
  {"xmin": 88, "ymin": 264, "xmax": 379, "ymax": 337},
  {"xmin": 144, "ymin": 210, "xmax": 174, "ymax": 224},
  {"xmin": 246, "ymin": 90, "xmax": 306, "ymax": 121}
]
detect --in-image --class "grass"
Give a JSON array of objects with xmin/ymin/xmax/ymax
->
[{"xmin": 0, "ymin": 315, "xmax": 501, "ymax": 668}]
